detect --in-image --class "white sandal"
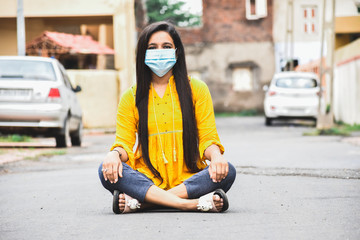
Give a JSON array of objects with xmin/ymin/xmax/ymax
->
[
  {"xmin": 197, "ymin": 189, "xmax": 229, "ymax": 213},
  {"xmin": 113, "ymin": 190, "xmax": 141, "ymax": 214}
]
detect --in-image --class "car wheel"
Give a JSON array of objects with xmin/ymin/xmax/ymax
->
[
  {"xmin": 313, "ymin": 119, "xmax": 317, "ymax": 127},
  {"xmin": 71, "ymin": 121, "xmax": 82, "ymax": 146},
  {"xmin": 55, "ymin": 117, "xmax": 70, "ymax": 148},
  {"xmin": 265, "ymin": 117, "xmax": 273, "ymax": 126}
]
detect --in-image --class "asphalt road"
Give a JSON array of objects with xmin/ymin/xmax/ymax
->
[{"xmin": 1, "ymin": 117, "xmax": 359, "ymax": 240}]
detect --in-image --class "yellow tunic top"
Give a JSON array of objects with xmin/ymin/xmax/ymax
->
[{"xmin": 111, "ymin": 76, "xmax": 224, "ymax": 189}]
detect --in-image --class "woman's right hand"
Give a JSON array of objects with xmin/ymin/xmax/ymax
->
[{"xmin": 102, "ymin": 151, "xmax": 123, "ymax": 184}]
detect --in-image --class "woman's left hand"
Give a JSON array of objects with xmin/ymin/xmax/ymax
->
[{"xmin": 209, "ymin": 153, "xmax": 229, "ymax": 183}]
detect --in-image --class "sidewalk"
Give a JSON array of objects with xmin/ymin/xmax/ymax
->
[
  {"xmin": 0, "ymin": 128, "xmax": 115, "ymax": 165},
  {"xmin": 1, "ymin": 128, "xmax": 359, "ymax": 166},
  {"xmin": 342, "ymin": 136, "xmax": 360, "ymax": 147}
]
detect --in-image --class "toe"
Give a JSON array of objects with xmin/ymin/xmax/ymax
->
[
  {"xmin": 213, "ymin": 194, "xmax": 223, "ymax": 211},
  {"xmin": 119, "ymin": 194, "xmax": 126, "ymax": 212}
]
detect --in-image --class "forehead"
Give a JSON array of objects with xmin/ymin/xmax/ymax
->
[{"xmin": 148, "ymin": 31, "xmax": 174, "ymax": 45}]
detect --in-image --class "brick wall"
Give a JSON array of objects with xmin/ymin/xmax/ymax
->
[{"xmin": 178, "ymin": 0, "xmax": 273, "ymax": 45}]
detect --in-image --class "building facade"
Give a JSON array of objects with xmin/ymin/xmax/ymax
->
[{"xmin": 178, "ymin": 0, "xmax": 275, "ymax": 112}]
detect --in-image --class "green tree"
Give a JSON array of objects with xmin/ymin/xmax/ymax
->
[{"xmin": 146, "ymin": 0, "xmax": 201, "ymax": 27}]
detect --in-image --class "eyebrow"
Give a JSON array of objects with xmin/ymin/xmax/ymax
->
[{"xmin": 148, "ymin": 42, "xmax": 174, "ymax": 46}]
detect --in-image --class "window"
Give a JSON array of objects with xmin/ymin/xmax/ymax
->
[
  {"xmin": 276, "ymin": 78, "xmax": 318, "ymax": 88},
  {"xmin": 302, "ymin": 5, "xmax": 318, "ymax": 34},
  {"xmin": 58, "ymin": 63, "xmax": 74, "ymax": 90},
  {"xmin": 0, "ymin": 60, "xmax": 56, "ymax": 81},
  {"xmin": 232, "ymin": 68, "xmax": 253, "ymax": 91},
  {"xmin": 246, "ymin": 0, "xmax": 267, "ymax": 20}
]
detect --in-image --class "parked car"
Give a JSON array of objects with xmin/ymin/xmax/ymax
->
[
  {"xmin": 263, "ymin": 71, "xmax": 320, "ymax": 126},
  {"xmin": 0, "ymin": 56, "xmax": 83, "ymax": 147}
]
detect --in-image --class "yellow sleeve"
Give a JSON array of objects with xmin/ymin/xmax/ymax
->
[
  {"xmin": 110, "ymin": 87, "xmax": 137, "ymax": 162},
  {"xmin": 192, "ymin": 78, "xmax": 225, "ymax": 160}
]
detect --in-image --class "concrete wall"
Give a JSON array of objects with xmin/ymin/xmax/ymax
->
[
  {"xmin": 0, "ymin": 0, "xmax": 126, "ymax": 17},
  {"xmin": 0, "ymin": 18, "xmax": 17, "ymax": 55},
  {"xmin": 177, "ymin": 0, "xmax": 275, "ymax": 112},
  {"xmin": 272, "ymin": 0, "xmax": 358, "ymax": 72},
  {"xmin": 185, "ymin": 41, "xmax": 275, "ymax": 112},
  {"xmin": 333, "ymin": 39, "xmax": 360, "ymax": 125},
  {"xmin": 273, "ymin": 0, "xmax": 357, "ymax": 43},
  {"xmin": 179, "ymin": 0, "xmax": 273, "ymax": 45},
  {"xmin": 67, "ymin": 70, "xmax": 120, "ymax": 128}
]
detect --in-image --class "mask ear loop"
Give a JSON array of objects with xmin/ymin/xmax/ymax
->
[{"xmin": 174, "ymin": 48, "xmax": 178, "ymax": 60}]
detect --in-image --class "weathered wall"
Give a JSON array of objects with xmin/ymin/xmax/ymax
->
[
  {"xmin": 67, "ymin": 70, "xmax": 119, "ymax": 128},
  {"xmin": 178, "ymin": 0, "xmax": 275, "ymax": 112},
  {"xmin": 185, "ymin": 41, "xmax": 275, "ymax": 112},
  {"xmin": 179, "ymin": 0, "xmax": 273, "ymax": 45},
  {"xmin": 333, "ymin": 39, "xmax": 360, "ymax": 125},
  {"xmin": 0, "ymin": 18, "xmax": 17, "ymax": 55},
  {"xmin": 0, "ymin": 0, "xmax": 127, "ymax": 17}
]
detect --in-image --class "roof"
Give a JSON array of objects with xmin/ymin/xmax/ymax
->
[{"xmin": 26, "ymin": 31, "xmax": 115, "ymax": 55}]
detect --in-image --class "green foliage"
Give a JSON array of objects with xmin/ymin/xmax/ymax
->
[
  {"xmin": 303, "ymin": 122, "xmax": 360, "ymax": 136},
  {"xmin": 24, "ymin": 150, "xmax": 67, "ymax": 161},
  {"xmin": 146, "ymin": 0, "xmax": 201, "ymax": 27},
  {"xmin": 0, "ymin": 134, "xmax": 32, "ymax": 142},
  {"xmin": 215, "ymin": 109, "xmax": 259, "ymax": 117},
  {"xmin": 326, "ymin": 104, "xmax": 331, "ymax": 114},
  {"xmin": 336, "ymin": 122, "xmax": 360, "ymax": 132},
  {"xmin": 303, "ymin": 128, "xmax": 350, "ymax": 136}
]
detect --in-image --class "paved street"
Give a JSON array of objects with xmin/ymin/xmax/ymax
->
[{"xmin": 1, "ymin": 116, "xmax": 360, "ymax": 240}]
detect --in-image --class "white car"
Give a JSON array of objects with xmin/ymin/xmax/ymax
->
[
  {"xmin": 0, "ymin": 56, "xmax": 83, "ymax": 147},
  {"xmin": 263, "ymin": 71, "xmax": 320, "ymax": 126}
]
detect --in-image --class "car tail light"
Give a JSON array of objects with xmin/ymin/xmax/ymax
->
[
  {"xmin": 271, "ymin": 106, "xmax": 276, "ymax": 110},
  {"xmin": 268, "ymin": 91, "xmax": 276, "ymax": 96},
  {"xmin": 48, "ymin": 88, "xmax": 61, "ymax": 98}
]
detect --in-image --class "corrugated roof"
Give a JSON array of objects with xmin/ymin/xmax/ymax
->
[{"xmin": 26, "ymin": 31, "xmax": 114, "ymax": 55}]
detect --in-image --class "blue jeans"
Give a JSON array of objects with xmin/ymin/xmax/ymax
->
[{"xmin": 98, "ymin": 162, "xmax": 236, "ymax": 202}]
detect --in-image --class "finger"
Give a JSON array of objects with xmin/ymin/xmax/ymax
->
[
  {"xmin": 216, "ymin": 165, "xmax": 223, "ymax": 182},
  {"xmin": 113, "ymin": 163, "xmax": 119, "ymax": 183},
  {"xmin": 208, "ymin": 165, "xmax": 213, "ymax": 179},
  {"xmin": 212, "ymin": 163, "xmax": 220, "ymax": 182},
  {"xmin": 106, "ymin": 164, "xmax": 114, "ymax": 183},
  {"xmin": 221, "ymin": 163, "xmax": 226, "ymax": 180},
  {"xmin": 102, "ymin": 163, "xmax": 108, "ymax": 181},
  {"xmin": 107, "ymin": 171, "xmax": 113, "ymax": 183},
  {"xmin": 211, "ymin": 165, "xmax": 217, "ymax": 182},
  {"xmin": 224, "ymin": 163, "xmax": 229, "ymax": 178},
  {"xmin": 118, "ymin": 162, "xmax": 123, "ymax": 178}
]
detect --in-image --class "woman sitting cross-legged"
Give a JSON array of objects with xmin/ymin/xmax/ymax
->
[{"xmin": 98, "ymin": 21, "xmax": 236, "ymax": 214}]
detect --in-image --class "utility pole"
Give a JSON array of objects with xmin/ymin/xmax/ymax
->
[
  {"xmin": 284, "ymin": 0, "xmax": 294, "ymax": 71},
  {"xmin": 17, "ymin": 0, "xmax": 26, "ymax": 56},
  {"xmin": 317, "ymin": 0, "xmax": 336, "ymax": 129}
]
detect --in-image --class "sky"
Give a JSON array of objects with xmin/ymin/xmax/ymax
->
[{"xmin": 177, "ymin": 0, "xmax": 203, "ymax": 14}]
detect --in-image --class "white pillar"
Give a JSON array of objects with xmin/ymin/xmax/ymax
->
[
  {"xmin": 17, "ymin": 0, "xmax": 26, "ymax": 56},
  {"xmin": 113, "ymin": 0, "xmax": 136, "ymax": 96}
]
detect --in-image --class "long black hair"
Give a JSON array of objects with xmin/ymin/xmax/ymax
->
[{"xmin": 135, "ymin": 21, "xmax": 200, "ymax": 182}]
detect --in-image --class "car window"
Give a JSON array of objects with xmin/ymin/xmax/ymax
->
[
  {"xmin": 0, "ymin": 60, "xmax": 56, "ymax": 81},
  {"xmin": 58, "ymin": 63, "xmax": 74, "ymax": 90},
  {"xmin": 275, "ymin": 77, "xmax": 317, "ymax": 88}
]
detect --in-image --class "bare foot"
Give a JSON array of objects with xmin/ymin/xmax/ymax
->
[
  {"xmin": 213, "ymin": 194, "xmax": 224, "ymax": 211},
  {"xmin": 119, "ymin": 193, "xmax": 126, "ymax": 212}
]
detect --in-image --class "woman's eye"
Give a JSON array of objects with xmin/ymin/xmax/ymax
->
[
  {"xmin": 148, "ymin": 46, "xmax": 156, "ymax": 50},
  {"xmin": 164, "ymin": 45, "xmax": 172, "ymax": 49}
]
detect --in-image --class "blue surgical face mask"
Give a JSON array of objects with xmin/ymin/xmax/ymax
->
[{"xmin": 145, "ymin": 49, "xmax": 177, "ymax": 77}]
